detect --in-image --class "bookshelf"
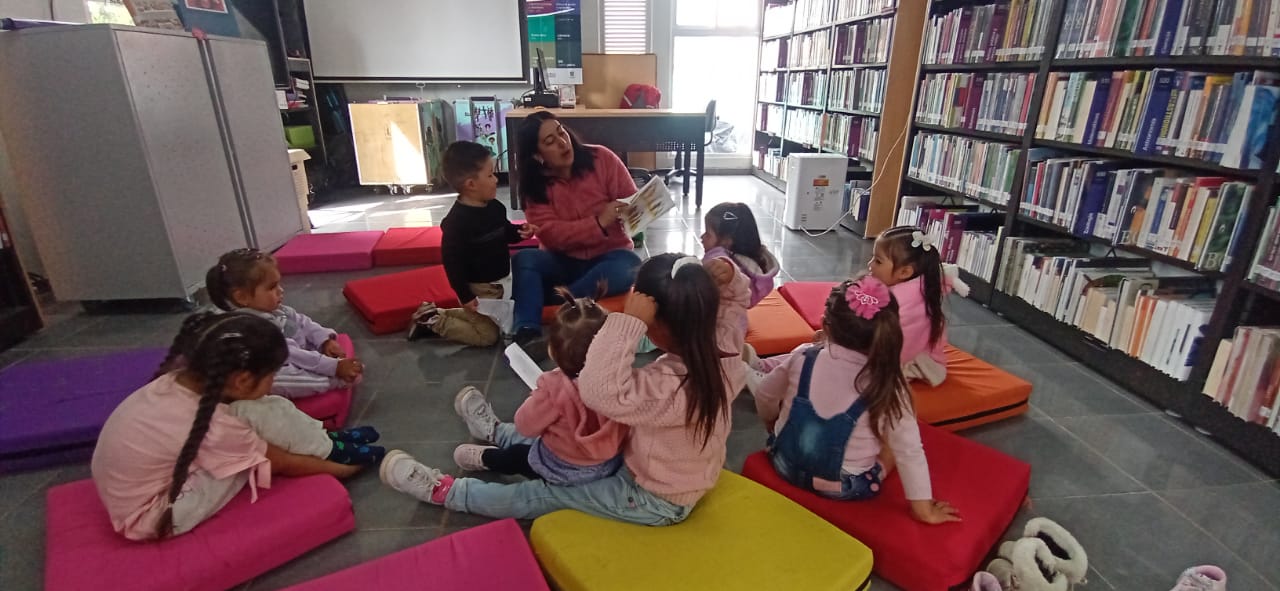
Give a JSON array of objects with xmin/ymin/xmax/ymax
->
[
  {"xmin": 752, "ymin": 0, "xmax": 926, "ymax": 235},
  {"xmin": 897, "ymin": 0, "xmax": 1280, "ymax": 476}
]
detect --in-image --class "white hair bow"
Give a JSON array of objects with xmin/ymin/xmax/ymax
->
[{"xmin": 911, "ymin": 230, "xmax": 935, "ymax": 252}]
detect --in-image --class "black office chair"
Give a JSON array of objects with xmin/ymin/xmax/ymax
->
[{"xmin": 665, "ymin": 100, "xmax": 717, "ymax": 185}]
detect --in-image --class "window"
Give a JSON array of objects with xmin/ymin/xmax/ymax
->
[
  {"xmin": 676, "ymin": 0, "xmax": 759, "ymax": 30},
  {"xmin": 602, "ymin": 0, "xmax": 649, "ymax": 54}
]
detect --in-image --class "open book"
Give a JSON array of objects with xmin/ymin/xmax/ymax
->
[
  {"xmin": 619, "ymin": 176, "xmax": 676, "ymax": 236},
  {"xmin": 504, "ymin": 343, "xmax": 542, "ymax": 390}
]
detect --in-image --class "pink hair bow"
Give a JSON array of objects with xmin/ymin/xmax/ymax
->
[{"xmin": 846, "ymin": 277, "xmax": 891, "ymax": 320}]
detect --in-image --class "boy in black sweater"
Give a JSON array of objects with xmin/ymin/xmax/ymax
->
[{"xmin": 409, "ymin": 141, "xmax": 537, "ymax": 346}]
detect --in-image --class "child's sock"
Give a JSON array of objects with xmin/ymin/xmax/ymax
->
[
  {"xmin": 326, "ymin": 440, "xmax": 387, "ymax": 465},
  {"xmin": 431, "ymin": 474, "xmax": 455, "ymax": 504},
  {"xmin": 328, "ymin": 426, "xmax": 380, "ymax": 445}
]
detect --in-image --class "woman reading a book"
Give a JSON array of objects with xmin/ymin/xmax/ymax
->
[{"xmin": 510, "ymin": 111, "xmax": 642, "ymax": 348}]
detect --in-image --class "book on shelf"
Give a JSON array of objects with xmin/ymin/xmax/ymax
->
[
  {"xmin": 786, "ymin": 71, "xmax": 830, "ymax": 106},
  {"xmin": 927, "ymin": 211, "xmax": 1005, "ymax": 265},
  {"xmin": 837, "ymin": 0, "xmax": 897, "ymax": 20},
  {"xmin": 844, "ymin": 179, "xmax": 873, "ymax": 221},
  {"xmin": 922, "ymin": 0, "xmax": 1051, "ymax": 63},
  {"xmin": 791, "ymin": 29, "xmax": 834, "ymax": 68},
  {"xmin": 761, "ymin": 38, "xmax": 788, "ymax": 70},
  {"xmin": 896, "ymin": 195, "xmax": 949, "ymax": 226},
  {"xmin": 794, "ymin": 0, "xmax": 836, "ymax": 31},
  {"xmin": 758, "ymin": 104, "xmax": 786, "ymax": 135},
  {"xmin": 784, "ymin": 108, "xmax": 824, "ymax": 146},
  {"xmin": 823, "ymin": 112, "xmax": 879, "ymax": 159},
  {"xmin": 763, "ymin": 2, "xmax": 795, "ymax": 38},
  {"xmin": 1036, "ymin": 69, "xmax": 1279, "ymax": 168},
  {"xmin": 916, "ymin": 72, "xmax": 1037, "ymax": 135},
  {"xmin": 908, "ymin": 132, "xmax": 1022, "ymax": 204},
  {"xmin": 1205, "ymin": 326, "xmax": 1280, "ymax": 432},
  {"xmin": 759, "ymin": 73, "xmax": 785, "ymax": 102},
  {"xmin": 829, "ymin": 68, "xmax": 886, "ymax": 113},
  {"xmin": 1055, "ymin": 0, "xmax": 1280, "ymax": 58},
  {"xmin": 1248, "ymin": 206, "xmax": 1280, "ymax": 290},
  {"xmin": 957, "ymin": 225, "xmax": 1006, "ymax": 281},
  {"xmin": 834, "ymin": 16, "xmax": 894, "ymax": 64},
  {"xmin": 756, "ymin": 147, "xmax": 789, "ymax": 181}
]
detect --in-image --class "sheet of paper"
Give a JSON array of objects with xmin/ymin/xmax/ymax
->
[
  {"xmin": 619, "ymin": 176, "xmax": 675, "ymax": 236},
  {"xmin": 504, "ymin": 343, "xmax": 542, "ymax": 390},
  {"xmin": 475, "ymin": 298, "xmax": 514, "ymax": 334}
]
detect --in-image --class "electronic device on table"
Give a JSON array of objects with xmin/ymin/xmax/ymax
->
[{"xmin": 521, "ymin": 48, "xmax": 561, "ymax": 108}]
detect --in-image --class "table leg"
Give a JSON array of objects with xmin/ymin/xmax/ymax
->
[
  {"xmin": 695, "ymin": 142, "xmax": 705, "ymax": 208},
  {"xmin": 681, "ymin": 145, "xmax": 690, "ymax": 198}
]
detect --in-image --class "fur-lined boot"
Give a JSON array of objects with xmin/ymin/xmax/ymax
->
[{"xmin": 987, "ymin": 538, "xmax": 1070, "ymax": 591}]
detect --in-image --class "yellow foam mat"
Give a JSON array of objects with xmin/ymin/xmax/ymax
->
[{"xmin": 530, "ymin": 471, "xmax": 873, "ymax": 591}]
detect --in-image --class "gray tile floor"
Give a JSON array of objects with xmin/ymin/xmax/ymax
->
[{"xmin": 1, "ymin": 176, "xmax": 1276, "ymax": 590}]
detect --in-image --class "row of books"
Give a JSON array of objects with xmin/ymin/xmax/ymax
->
[
  {"xmin": 785, "ymin": 108, "xmax": 825, "ymax": 146},
  {"xmin": 1055, "ymin": 0, "xmax": 1280, "ymax": 59},
  {"xmin": 915, "ymin": 72, "xmax": 1038, "ymax": 136},
  {"xmin": 758, "ymin": 104, "xmax": 786, "ymax": 136},
  {"xmin": 785, "ymin": 71, "xmax": 830, "ymax": 107},
  {"xmin": 789, "ymin": 30, "xmax": 833, "ymax": 68},
  {"xmin": 822, "ymin": 113, "xmax": 878, "ymax": 159},
  {"xmin": 1204, "ymin": 326, "xmax": 1280, "ymax": 432},
  {"xmin": 836, "ymin": 0, "xmax": 896, "ymax": 21},
  {"xmin": 834, "ymin": 17, "xmax": 893, "ymax": 65},
  {"xmin": 764, "ymin": 2, "xmax": 795, "ymax": 38},
  {"xmin": 907, "ymin": 132, "xmax": 1023, "ymax": 205},
  {"xmin": 998, "ymin": 237, "xmax": 1215, "ymax": 380},
  {"xmin": 1248, "ymin": 206, "xmax": 1280, "ymax": 289},
  {"xmin": 759, "ymin": 73, "xmax": 784, "ymax": 102},
  {"xmin": 921, "ymin": 0, "xmax": 1051, "ymax": 64},
  {"xmin": 956, "ymin": 228, "xmax": 1005, "ymax": 280},
  {"xmin": 761, "ymin": 38, "xmax": 787, "ymax": 70},
  {"xmin": 795, "ymin": 0, "xmax": 836, "ymax": 31},
  {"xmin": 828, "ymin": 68, "xmax": 885, "ymax": 113},
  {"xmin": 899, "ymin": 198, "xmax": 1006, "ymax": 266},
  {"xmin": 1036, "ymin": 69, "xmax": 1279, "ymax": 169},
  {"xmin": 1021, "ymin": 154, "xmax": 1254, "ymax": 272},
  {"xmin": 756, "ymin": 148, "xmax": 789, "ymax": 181}
]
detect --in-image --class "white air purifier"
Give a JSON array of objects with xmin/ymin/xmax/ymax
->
[{"xmin": 783, "ymin": 153, "xmax": 848, "ymax": 230}]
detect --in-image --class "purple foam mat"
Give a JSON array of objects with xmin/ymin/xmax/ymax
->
[{"xmin": 0, "ymin": 348, "xmax": 166, "ymax": 472}]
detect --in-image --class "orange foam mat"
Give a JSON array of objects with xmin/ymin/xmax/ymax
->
[
  {"xmin": 912, "ymin": 346, "xmax": 1032, "ymax": 431},
  {"xmin": 746, "ymin": 290, "xmax": 816, "ymax": 357}
]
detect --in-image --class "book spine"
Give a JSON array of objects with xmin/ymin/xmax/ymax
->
[{"xmin": 1138, "ymin": 69, "xmax": 1178, "ymax": 153}]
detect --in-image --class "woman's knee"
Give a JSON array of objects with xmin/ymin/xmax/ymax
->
[{"xmin": 513, "ymin": 248, "xmax": 555, "ymax": 272}]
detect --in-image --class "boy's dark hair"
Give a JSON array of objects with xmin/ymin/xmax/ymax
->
[
  {"xmin": 705, "ymin": 203, "xmax": 768, "ymax": 270},
  {"xmin": 205, "ymin": 248, "xmax": 276, "ymax": 311},
  {"xmin": 515, "ymin": 111, "xmax": 598, "ymax": 205},
  {"xmin": 877, "ymin": 225, "xmax": 946, "ymax": 347},
  {"xmin": 153, "ymin": 312, "xmax": 289, "ymax": 538},
  {"xmin": 633, "ymin": 253, "xmax": 728, "ymax": 448},
  {"xmin": 442, "ymin": 141, "xmax": 494, "ymax": 193},
  {"xmin": 822, "ymin": 276, "xmax": 910, "ymax": 442},
  {"xmin": 547, "ymin": 282, "xmax": 610, "ymax": 378}
]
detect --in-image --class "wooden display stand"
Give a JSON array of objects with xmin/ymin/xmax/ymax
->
[{"xmin": 348, "ymin": 102, "xmax": 429, "ymax": 193}]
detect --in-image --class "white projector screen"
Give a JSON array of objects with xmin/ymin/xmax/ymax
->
[{"xmin": 302, "ymin": 0, "xmax": 529, "ymax": 82}]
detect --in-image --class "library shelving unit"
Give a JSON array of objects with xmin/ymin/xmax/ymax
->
[
  {"xmin": 897, "ymin": 0, "xmax": 1280, "ymax": 475},
  {"xmin": 752, "ymin": 0, "xmax": 927, "ymax": 236}
]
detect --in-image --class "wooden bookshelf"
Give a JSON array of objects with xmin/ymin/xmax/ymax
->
[
  {"xmin": 752, "ymin": 0, "xmax": 925, "ymax": 236},
  {"xmin": 897, "ymin": 0, "xmax": 1280, "ymax": 476}
]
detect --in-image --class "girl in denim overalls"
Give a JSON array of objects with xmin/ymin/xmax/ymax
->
[{"xmin": 754, "ymin": 276, "xmax": 961, "ymax": 524}]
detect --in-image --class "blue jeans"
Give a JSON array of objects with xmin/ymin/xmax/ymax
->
[
  {"xmin": 443, "ymin": 466, "xmax": 691, "ymax": 525},
  {"xmin": 769, "ymin": 449, "xmax": 884, "ymax": 501},
  {"xmin": 512, "ymin": 248, "xmax": 642, "ymax": 331}
]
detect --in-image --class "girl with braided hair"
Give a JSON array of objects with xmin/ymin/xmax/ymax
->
[{"xmin": 91, "ymin": 312, "xmax": 361, "ymax": 541}]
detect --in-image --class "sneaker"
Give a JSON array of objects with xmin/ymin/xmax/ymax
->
[
  {"xmin": 744, "ymin": 362, "xmax": 767, "ymax": 397},
  {"xmin": 407, "ymin": 302, "xmax": 440, "ymax": 341},
  {"xmin": 513, "ymin": 327, "xmax": 549, "ymax": 363},
  {"xmin": 453, "ymin": 386, "xmax": 499, "ymax": 443},
  {"xmin": 1170, "ymin": 566, "xmax": 1227, "ymax": 591},
  {"xmin": 453, "ymin": 444, "xmax": 495, "ymax": 471},
  {"xmin": 741, "ymin": 343, "xmax": 761, "ymax": 369},
  {"xmin": 970, "ymin": 571, "xmax": 1001, "ymax": 591},
  {"xmin": 378, "ymin": 450, "xmax": 453, "ymax": 505}
]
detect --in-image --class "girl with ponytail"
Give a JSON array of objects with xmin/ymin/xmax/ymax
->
[
  {"xmin": 380, "ymin": 253, "xmax": 750, "ymax": 525},
  {"xmin": 753, "ymin": 275, "xmax": 960, "ymax": 524},
  {"xmin": 92, "ymin": 312, "xmax": 361, "ymax": 541}
]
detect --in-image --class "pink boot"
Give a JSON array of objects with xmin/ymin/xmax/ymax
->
[{"xmin": 1170, "ymin": 565, "xmax": 1227, "ymax": 591}]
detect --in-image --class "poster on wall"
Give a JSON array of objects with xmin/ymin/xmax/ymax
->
[{"xmin": 527, "ymin": 0, "xmax": 583, "ymax": 86}]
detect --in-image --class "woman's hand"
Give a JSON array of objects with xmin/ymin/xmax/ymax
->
[
  {"xmin": 910, "ymin": 499, "xmax": 962, "ymax": 524},
  {"xmin": 596, "ymin": 201, "xmax": 626, "ymax": 228},
  {"xmin": 623, "ymin": 290, "xmax": 658, "ymax": 327}
]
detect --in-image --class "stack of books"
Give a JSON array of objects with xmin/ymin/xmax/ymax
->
[
  {"xmin": 836, "ymin": 0, "xmax": 897, "ymax": 21},
  {"xmin": 785, "ymin": 71, "xmax": 829, "ymax": 107},
  {"xmin": 823, "ymin": 113, "xmax": 878, "ymax": 159},
  {"xmin": 921, "ymin": 0, "xmax": 1052, "ymax": 63},
  {"xmin": 907, "ymin": 132, "xmax": 1023, "ymax": 204},
  {"xmin": 757, "ymin": 147, "xmax": 788, "ymax": 180},
  {"xmin": 784, "ymin": 108, "xmax": 823, "ymax": 146},
  {"xmin": 1203, "ymin": 326, "xmax": 1280, "ymax": 433},
  {"xmin": 790, "ymin": 30, "xmax": 834, "ymax": 68},
  {"xmin": 897, "ymin": 197, "xmax": 1005, "ymax": 268},
  {"xmin": 958, "ymin": 227, "xmax": 1005, "ymax": 280},
  {"xmin": 916, "ymin": 72, "xmax": 1038, "ymax": 135},
  {"xmin": 794, "ymin": 0, "xmax": 836, "ymax": 31},
  {"xmin": 829, "ymin": 68, "xmax": 885, "ymax": 112},
  {"xmin": 1054, "ymin": 0, "xmax": 1280, "ymax": 59},
  {"xmin": 834, "ymin": 17, "xmax": 894, "ymax": 64},
  {"xmin": 1035, "ymin": 69, "xmax": 1279, "ymax": 169}
]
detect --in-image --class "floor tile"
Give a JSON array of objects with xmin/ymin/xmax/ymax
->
[
  {"xmin": 1159, "ymin": 481, "xmax": 1280, "ymax": 587},
  {"xmin": 944, "ymin": 295, "xmax": 1004, "ymax": 327},
  {"xmin": 356, "ymin": 383, "xmax": 479, "ymax": 445},
  {"xmin": 1007, "ymin": 363, "xmax": 1153, "ymax": 418},
  {"xmin": 947, "ymin": 325, "xmax": 1074, "ymax": 366},
  {"xmin": 1057, "ymin": 414, "xmax": 1264, "ymax": 491}
]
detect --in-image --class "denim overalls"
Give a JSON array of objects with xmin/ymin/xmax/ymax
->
[{"xmin": 769, "ymin": 347, "xmax": 883, "ymax": 500}]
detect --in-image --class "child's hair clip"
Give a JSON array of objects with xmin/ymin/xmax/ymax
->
[
  {"xmin": 845, "ymin": 278, "xmax": 891, "ymax": 320},
  {"xmin": 910, "ymin": 230, "xmax": 935, "ymax": 252}
]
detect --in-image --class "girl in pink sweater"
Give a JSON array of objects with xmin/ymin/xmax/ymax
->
[
  {"xmin": 755, "ymin": 276, "xmax": 959, "ymax": 524},
  {"xmin": 380, "ymin": 253, "xmax": 749, "ymax": 525},
  {"xmin": 449, "ymin": 285, "xmax": 627, "ymax": 485}
]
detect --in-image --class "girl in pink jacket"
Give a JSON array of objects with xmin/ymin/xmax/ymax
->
[
  {"xmin": 448, "ymin": 286, "xmax": 627, "ymax": 485},
  {"xmin": 867, "ymin": 226, "xmax": 969, "ymax": 386},
  {"xmin": 700, "ymin": 202, "xmax": 780, "ymax": 309}
]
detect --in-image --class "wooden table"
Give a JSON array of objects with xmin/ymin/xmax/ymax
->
[{"xmin": 503, "ymin": 108, "xmax": 706, "ymax": 209}]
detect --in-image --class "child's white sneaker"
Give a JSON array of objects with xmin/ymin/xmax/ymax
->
[
  {"xmin": 453, "ymin": 444, "xmax": 495, "ymax": 471},
  {"xmin": 743, "ymin": 362, "xmax": 767, "ymax": 397},
  {"xmin": 987, "ymin": 537, "xmax": 1069, "ymax": 591},
  {"xmin": 379, "ymin": 450, "xmax": 452, "ymax": 505},
  {"xmin": 1170, "ymin": 565, "xmax": 1227, "ymax": 591},
  {"xmin": 453, "ymin": 386, "xmax": 499, "ymax": 443},
  {"xmin": 1022, "ymin": 517, "xmax": 1088, "ymax": 585}
]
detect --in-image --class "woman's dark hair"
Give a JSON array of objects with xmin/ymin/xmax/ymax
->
[
  {"xmin": 516, "ymin": 111, "xmax": 597, "ymax": 205},
  {"xmin": 206, "ymin": 249, "xmax": 276, "ymax": 311},
  {"xmin": 705, "ymin": 203, "xmax": 768, "ymax": 270},
  {"xmin": 877, "ymin": 226, "xmax": 945, "ymax": 347},
  {"xmin": 822, "ymin": 276, "xmax": 910, "ymax": 441},
  {"xmin": 548, "ymin": 282, "xmax": 610, "ymax": 378},
  {"xmin": 634, "ymin": 253, "xmax": 728, "ymax": 447},
  {"xmin": 153, "ymin": 311, "xmax": 289, "ymax": 538}
]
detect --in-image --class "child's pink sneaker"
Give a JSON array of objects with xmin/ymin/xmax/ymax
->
[{"xmin": 1170, "ymin": 565, "xmax": 1227, "ymax": 591}]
